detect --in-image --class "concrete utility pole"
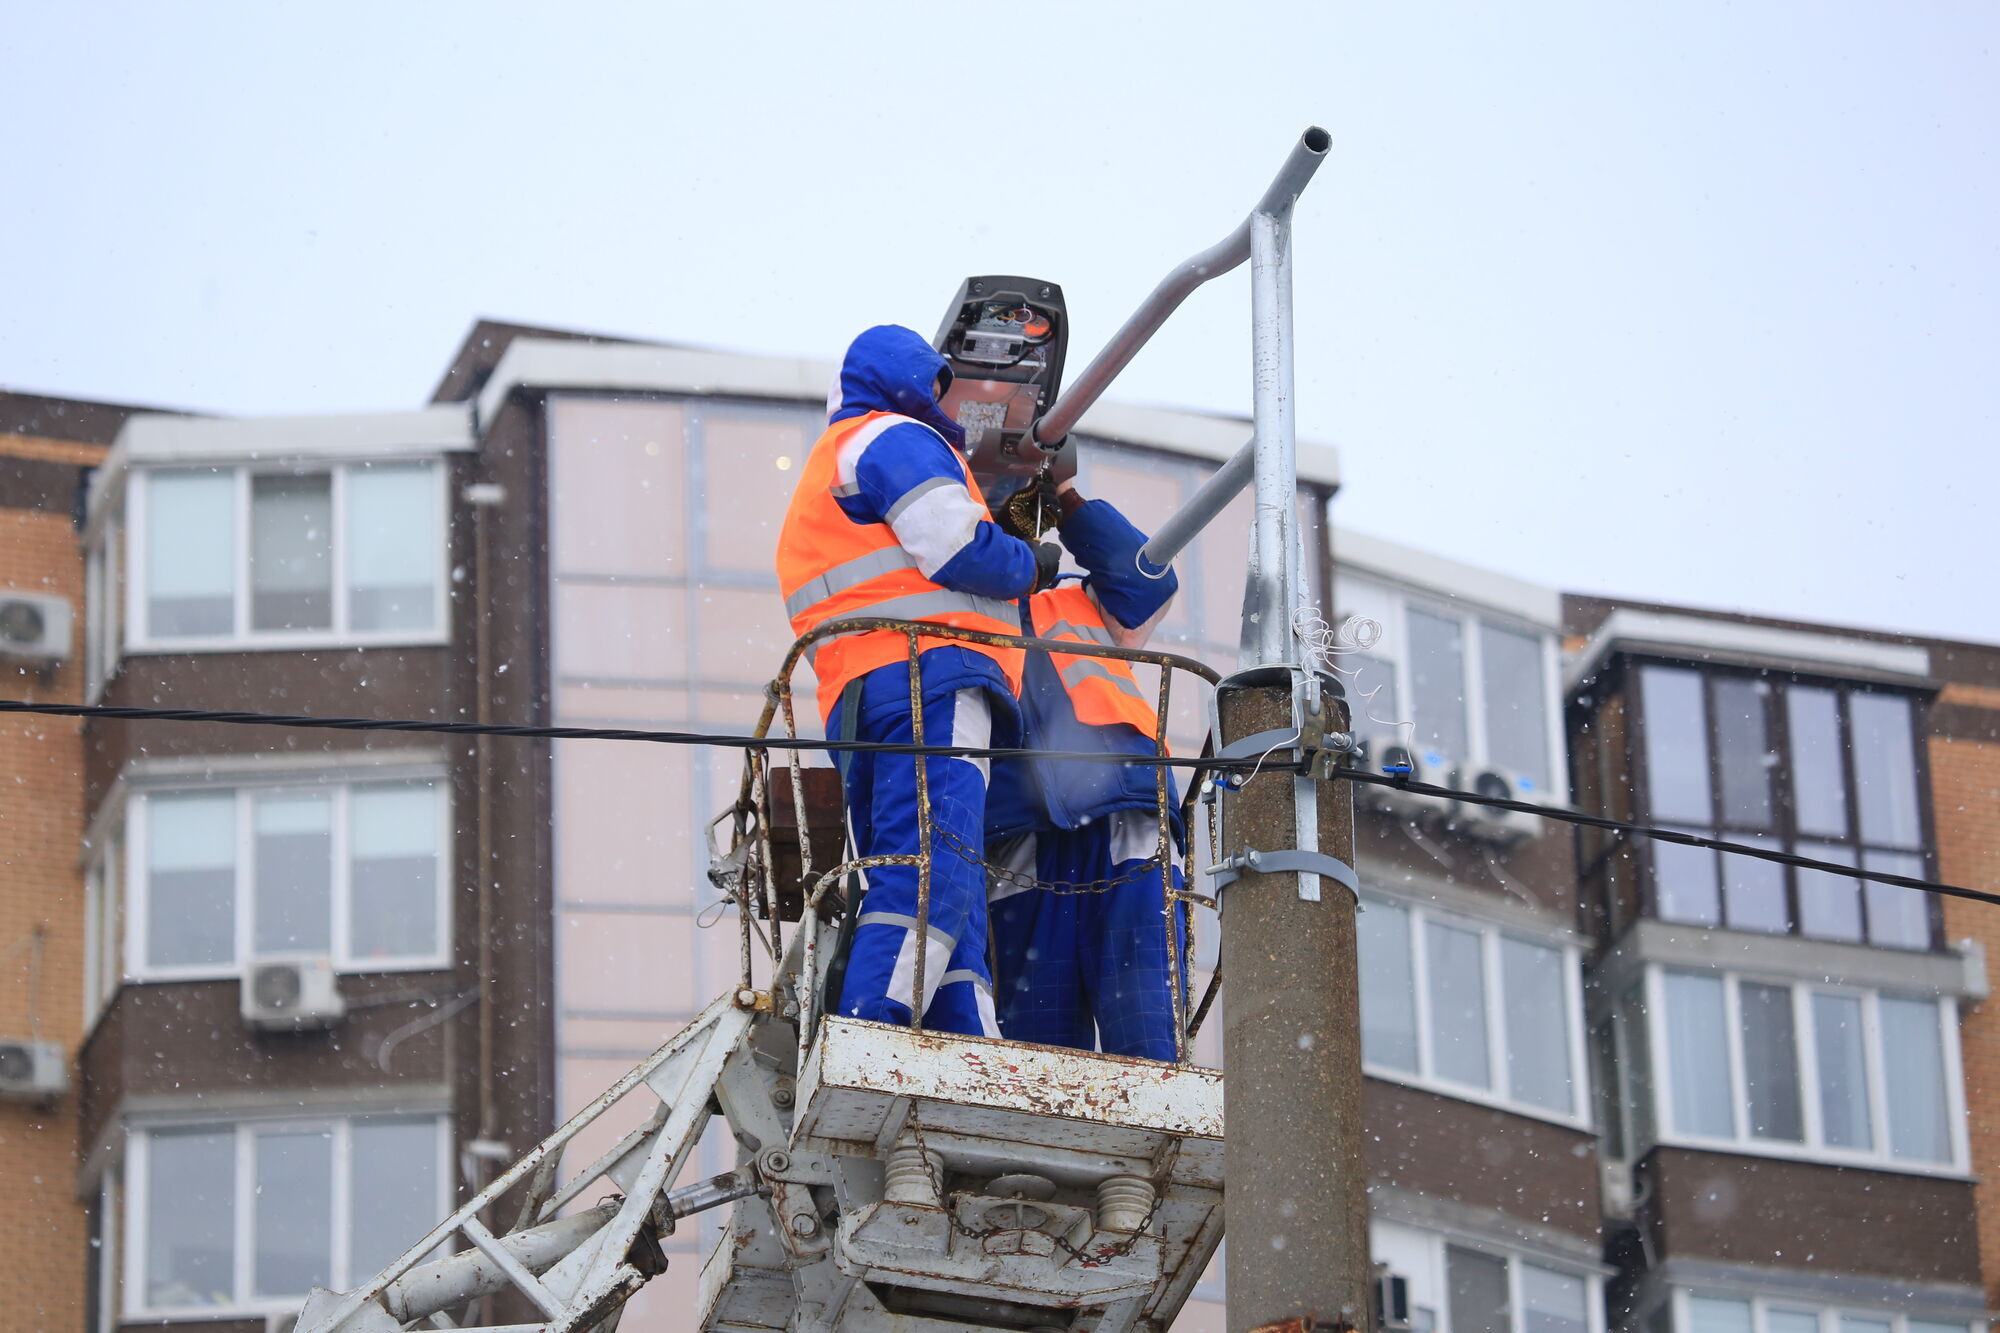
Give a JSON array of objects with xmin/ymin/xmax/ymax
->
[{"xmin": 1219, "ymin": 123, "xmax": 1372, "ymax": 1333}]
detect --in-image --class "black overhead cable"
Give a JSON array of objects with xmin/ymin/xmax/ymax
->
[{"xmin": 0, "ymin": 697, "xmax": 1986, "ymax": 907}]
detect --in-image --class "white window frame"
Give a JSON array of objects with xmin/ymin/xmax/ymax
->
[
  {"xmin": 122, "ymin": 774, "xmax": 453, "ymax": 982},
  {"xmin": 1670, "ymin": 1286, "xmax": 1975, "ymax": 1333},
  {"xmin": 1372, "ymin": 1219, "xmax": 1607, "ymax": 1333},
  {"xmin": 1335, "ymin": 572, "xmax": 1568, "ymax": 801},
  {"xmin": 122, "ymin": 1112, "xmax": 451, "ymax": 1322},
  {"xmin": 124, "ymin": 459, "xmax": 450, "ymax": 654},
  {"xmin": 1362, "ymin": 894, "xmax": 1592, "ymax": 1129},
  {"xmin": 1644, "ymin": 965, "xmax": 1970, "ymax": 1177}
]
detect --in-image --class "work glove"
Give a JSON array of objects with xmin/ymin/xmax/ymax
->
[{"xmin": 1030, "ymin": 541, "xmax": 1064, "ymax": 593}]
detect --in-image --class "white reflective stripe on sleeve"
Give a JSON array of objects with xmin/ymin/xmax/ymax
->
[
  {"xmin": 949, "ymin": 688, "xmax": 991, "ymax": 786},
  {"xmin": 885, "ymin": 475, "xmax": 957, "ymax": 524},
  {"xmin": 888, "ymin": 480, "xmax": 992, "ymax": 579},
  {"xmin": 830, "ymin": 415, "xmax": 909, "ymax": 498}
]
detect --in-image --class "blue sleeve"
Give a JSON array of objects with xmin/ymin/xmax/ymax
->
[
  {"xmin": 1058, "ymin": 499, "xmax": 1179, "ymax": 630},
  {"xmin": 844, "ymin": 421, "xmax": 1038, "ymax": 601}
]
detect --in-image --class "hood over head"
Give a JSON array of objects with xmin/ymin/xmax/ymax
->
[{"xmin": 826, "ymin": 324, "xmax": 966, "ymax": 451}]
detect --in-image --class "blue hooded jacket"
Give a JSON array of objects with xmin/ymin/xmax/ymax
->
[
  {"xmin": 823, "ymin": 325, "xmax": 1039, "ymax": 730},
  {"xmin": 984, "ymin": 500, "xmax": 1184, "ymax": 840}
]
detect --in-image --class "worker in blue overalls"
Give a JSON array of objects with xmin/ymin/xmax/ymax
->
[{"xmin": 985, "ymin": 477, "xmax": 1187, "ymax": 1061}]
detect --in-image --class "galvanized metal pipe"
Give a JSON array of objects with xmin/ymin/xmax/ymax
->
[
  {"xmin": 1031, "ymin": 127, "xmax": 1329, "ymax": 448},
  {"xmin": 1247, "ymin": 207, "xmax": 1298, "ymax": 668},
  {"xmin": 1135, "ymin": 436, "xmax": 1253, "ymax": 577}
]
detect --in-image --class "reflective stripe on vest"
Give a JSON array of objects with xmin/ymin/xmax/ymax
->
[
  {"xmin": 775, "ymin": 410, "xmax": 1024, "ymax": 721},
  {"xmin": 1027, "ymin": 585, "xmax": 1161, "ymax": 738}
]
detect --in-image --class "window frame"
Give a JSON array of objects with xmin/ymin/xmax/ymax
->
[
  {"xmin": 121, "ymin": 1112, "xmax": 451, "ymax": 1322},
  {"xmin": 1372, "ymin": 1218, "xmax": 1607, "ymax": 1333},
  {"xmin": 1628, "ymin": 658, "xmax": 1939, "ymax": 950},
  {"xmin": 1334, "ymin": 572, "xmax": 1568, "ymax": 802},
  {"xmin": 1668, "ymin": 1286, "xmax": 1975, "ymax": 1333},
  {"xmin": 1360, "ymin": 893, "xmax": 1593, "ymax": 1129},
  {"xmin": 124, "ymin": 458, "xmax": 450, "ymax": 654},
  {"xmin": 118, "ymin": 773, "xmax": 453, "ymax": 984},
  {"xmin": 1642, "ymin": 964, "xmax": 1969, "ymax": 1177}
]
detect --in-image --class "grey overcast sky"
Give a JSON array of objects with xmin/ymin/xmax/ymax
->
[{"xmin": 3, "ymin": 3, "xmax": 1994, "ymax": 643}]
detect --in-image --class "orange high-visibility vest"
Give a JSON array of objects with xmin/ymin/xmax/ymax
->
[
  {"xmin": 777, "ymin": 411, "xmax": 1025, "ymax": 722},
  {"xmin": 1027, "ymin": 584, "xmax": 1161, "ymax": 740}
]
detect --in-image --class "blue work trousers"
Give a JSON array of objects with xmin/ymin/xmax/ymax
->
[
  {"xmin": 833, "ymin": 686, "xmax": 998, "ymax": 1036},
  {"xmin": 989, "ymin": 809, "xmax": 1188, "ymax": 1061}
]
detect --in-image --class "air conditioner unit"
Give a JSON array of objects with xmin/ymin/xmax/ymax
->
[
  {"xmin": 242, "ymin": 957, "xmax": 346, "ymax": 1031},
  {"xmin": 1374, "ymin": 1264, "xmax": 1413, "ymax": 1332},
  {"xmin": 1448, "ymin": 765, "xmax": 1541, "ymax": 847},
  {"xmin": 0, "ymin": 591, "xmax": 72, "ymax": 664},
  {"xmin": 0, "ymin": 1038, "xmax": 68, "ymax": 1102},
  {"xmin": 1349, "ymin": 738, "xmax": 1448, "ymax": 824},
  {"xmin": 1600, "ymin": 1158, "xmax": 1636, "ymax": 1218}
]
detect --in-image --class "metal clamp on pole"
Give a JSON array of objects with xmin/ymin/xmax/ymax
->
[{"xmin": 1207, "ymin": 847, "xmax": 1360, "ymax": 905}]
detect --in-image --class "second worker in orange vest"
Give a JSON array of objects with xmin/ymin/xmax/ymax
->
[{"xmin": 776, "ymin": 324, "xmax": 1059, "ymax": 1035}]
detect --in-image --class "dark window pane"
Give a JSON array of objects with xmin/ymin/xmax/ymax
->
[
  {"xmin": 1480, "ymin": 622, "xmax": 1551, "ymax": 795},
  {"xmin": 146, "ymin": 793, "xmax": 236, "ymax": 969},
  {"xmin": 1813, "ymin": 992, "xmax": 1873, "ymax": 1150},
  {"xmin": 1786, "ymin": 686, "xmax": 1848, "ymax": 837},
  {"xmin": 1653, "ymin": 830, "xmax": 1720, "ymax": 926},
  {"xmin": 253, "ymin": 793, "xmax": 332, "ymax": 955},
  {"xmin": 1445, "ymin": 1246, "xmax": 1510, "ymax": 1333},
  {"xmin": 1863, "ymin": 849, "xmax": 1931, "ymax": 949},
  {"xmin": 1358, "ymin": 899, "xmax": 1419, "ymax": 1073},
  {"xmin": 1722, "ymin": 834, "xmax": 1787, "ymax": 934},
  {"xmin": 1851, "ymin": 693, "xmax": 1921, "ymax": 848},
  {"xmin": 350, "ymin": 1119, "xmax": 440, "ymax": 1279},
  {"xmin": 1795, "ymin": 841, "xmax": 1862, "ymax": 942},
  {"xmin": 1408, "ymin": 608, "xmax": 1468, "ymax": 762},
  {"xmin": 1740, "ymin": 982, "xmax": 1803, "ymax": 1142},
  {"xmin": 250, "ymin": 474, "xmax": 333, "ymax": 631},
  {"xmin": 1346, "ymin": 651, "xmax": 1402, "ymax": 743},
  {"xmin": 1426, "ymin": 921, "xmax": 1490, "ymax": 1089},
  {"xmin": 146, "ymin": 1129, "xmax": 235, "ymax": 1308},
  {"xmin": 1712, "ymin": 677, "xmax": 1773, "ymax": 828},
  {"xmin": 1640, "ymin": 667, "xmax": 1711, "ymax": 823},
  {"xmin": 252, "ymin": 1127, "xmax": 332, "ymax": 1297}
]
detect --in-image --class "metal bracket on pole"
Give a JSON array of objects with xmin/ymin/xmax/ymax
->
[{"xmin": 1207, "ymin": 847, "xmax": 1359, "ymax": 905}]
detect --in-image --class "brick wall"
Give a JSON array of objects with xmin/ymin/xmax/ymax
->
[
  {"xmin": 0, "ymin": 443, "xmax": 94, "ymax": 1331},
  {"xmin": 1933, "ymin": 683, "xmax": 2000, "ymax": 1311}
]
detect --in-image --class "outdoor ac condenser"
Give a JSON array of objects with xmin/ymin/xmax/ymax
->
[
  {"xmin": 242, "ymin": 957, "xmax": 346, "ymax": 1030},
  {"xmin": 1449, "ymin": 764, "xmax": 1541, "ymax": 847},
  {"xmin": 0, "ymin": 1037, "xmax": 69, "ymax": 1102},
  {"xmin": 0, "ymin": 590, "xmax": 72, "ymax": 664}
]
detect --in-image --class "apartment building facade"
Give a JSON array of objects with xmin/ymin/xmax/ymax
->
[
  {"xmin": 1563, "ymin": 597, "xmax": 1999, "ymax": 1333},
  {"xmin": 4, "ymin": 322, "xmax": 1992, "ymax": 1333},
  {"xmin": 0, "ymin": 391, "xmax": 141, "ymax": 1331}
]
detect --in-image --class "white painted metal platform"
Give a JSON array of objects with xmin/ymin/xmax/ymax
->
[{"xmin": 699, "ymin": 1016, "xmax": 1225, "ymax": 1333}]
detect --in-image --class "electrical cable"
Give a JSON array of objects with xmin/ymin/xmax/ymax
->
[
  {"xmin": 1333, "ymin": 766, "xmax": 1998, "ymax": 909},
  {"xmin": 0, "ymin": 698, "xmax": 1220, "ymax": 772},
  {"xmin": 1, "ymin": 697, "xmax": 1985, "ymax": 906}
]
